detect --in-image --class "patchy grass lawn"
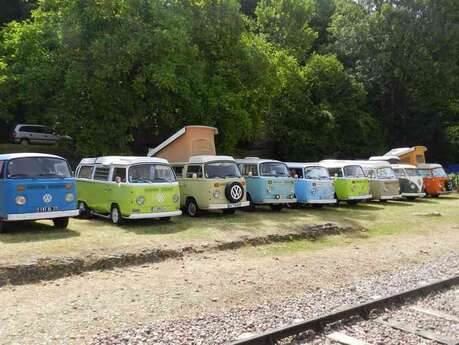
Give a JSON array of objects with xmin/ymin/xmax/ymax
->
[{"xmin": 0, "ymin": 195, "xmax": 458, "ymax": 265}]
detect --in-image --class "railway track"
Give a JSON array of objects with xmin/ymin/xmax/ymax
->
[{"xmin": 230, "ymin": 276, "xmax": 459, "ymax": 345}]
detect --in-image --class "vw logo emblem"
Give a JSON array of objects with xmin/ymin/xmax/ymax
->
[
  {"xmin": 230, "ymin": 185, "xmax": 242, "ymax": 200},
  {"xmin": 156, "ymin": 193, "xmax": 165, "ymax": 203},
  {"xmin": 43, "ymin": 194, "xmax": 53, "ymax": 203}
]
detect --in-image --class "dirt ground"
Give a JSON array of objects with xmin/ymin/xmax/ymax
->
[{"xmin": 0, "ymin": 221, "xmax": 457, "ymax": 344}]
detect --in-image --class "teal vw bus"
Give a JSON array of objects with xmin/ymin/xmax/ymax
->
[{"xmin": 236, "ymin": 158, "xmax": 296, "ymax": 211}]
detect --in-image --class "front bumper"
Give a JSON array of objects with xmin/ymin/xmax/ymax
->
[
  {"xmin": 347, "ymin": 194, "xmax": 372, "ymax": 201},
  {"xmin": 207, "ymin": 201, "xmax": 250, "ymax": 210},
  {"xmin": 379, "ymin": 195, "xmax": 400, "ymax": 200},
  {"xmin": 126, "ymin": 210, "xmax": 182, "ymax": 219},
  {"xmin": 401, "ymin": 192, "xmax": 426, "ymax": 198},
  {"xmin": 306, "ymin": 199, "xmax": 337, "ymax": 204},
  {"xmin": 5, "ymin": 209, "xmax": 80, "ymax": 221},
  {"xmin": 258, "ymin": 198, "xmax": 297, "ymax": 204}
]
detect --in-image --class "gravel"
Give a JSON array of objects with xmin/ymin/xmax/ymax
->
[{"xmin": 91, "ymin": 253, "xmax": 459, "ymax": 345}]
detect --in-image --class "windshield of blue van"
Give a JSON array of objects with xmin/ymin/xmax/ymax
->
[
  {"xmin": 304, "ymin": 166, "xmax": 329, "ymax": 179},
  {"xmin": 376, "ymin": 167, "xmax": 396, "ymax": 179},
  {"xmin": 343, "ymin": 165, "xmax": 365, "ymax": 178},
  {"xmin": 205, "ymin": 162, "xmax": 241, "ymax": 178},
  {"xmin": 406, "ymin": 168, "xmax": 420, "ymax": 177},
  {"xmin": 7, "ymin": 157, "xmax": 71, "ymax": 179},
  {"xmin": 128, "ymin": 164, "xmax": 176, "ymax": 183},
  {"xmin": 260, "ymin": 162, "xmax": 289, "ymax": 177},
  {"xmin": 432, "ymin": 167, "xmax": 447, "ymax": 177}
]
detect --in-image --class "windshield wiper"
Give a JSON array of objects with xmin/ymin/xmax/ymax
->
[
  {"xmin": 8, "ymin": 173, "xmax": 33, "ymax": 179},
  {"xmin": 35, "ymin": 173, "xmax": 65, "ymax": 179}
]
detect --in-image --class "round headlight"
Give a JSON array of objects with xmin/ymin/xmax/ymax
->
[
  {"xmin": 136, "ymin": 196, "xmax": 145, "ymax": 205},
  {"xmin": 15, "ymin": 195, "xmax": 26, "ymax": 205},
  {"xmin": 65, "ymin": 193, "xmax": 75, "ymax": 202},
  {"xmin": 172, "ymin": 193, "xmax": 180, "ymax": 203},
  {"xmin": 213, "ymin": 190, "xmax": 221, "ymax": 198}
]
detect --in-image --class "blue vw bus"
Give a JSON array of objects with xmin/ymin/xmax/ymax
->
[
  {"xmin": 0, "ymin": 153, "xmax": 79, "ymax": 232},
  {"xmin": 286, "ymin": 162, "xmax": 336, "ymax": 207},
  {"xmin": 236, "ymin": 157, "xmax": 296, "ymax": 211}
]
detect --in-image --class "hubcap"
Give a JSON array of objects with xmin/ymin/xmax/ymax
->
[
  {"xmin": 78, "ymin": 202, "xmax": 86, "ymax": 212},
  {"xmin": 188, "ymin": 202, "xmax": 196, "ymax": 215},
  {"xmin": 112, "ymin": 208, "xmax": 119, "ymax": 223}
]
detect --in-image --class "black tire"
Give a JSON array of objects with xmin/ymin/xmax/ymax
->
[
  {"xmin": 406, "ymin": 196, "xmax": 417, "ymax": 201},
  {"xmin": 244, "ymin": 193, "xmax": 256, "ymax": 211},
  {"xmin": 431, "ymin": 194, "xmax": 440, "ymax": 198},
  {"xmin": 111, "ymin": 204, "xmax": 122, "ymax": 224},
  {"xmin": 53, "ymin": 217, "xmax": 69, "ymax": 229},
  {"xmin": 20, "ymin": 138, "xmax": 30, "ymax": 145},
  {"xmin": 159, "ymin": 217, "xmax": 171, "ymax": 221},
  {"xmin": 225, "ymin": 182, "xmax": 244, "ymax": 203},
  {"xmin": 223, "ymin": 209, "xmax": 236, "ymax": 215},
  {"xmin": 77, "ymin": 201, "xmax": 90, "ymax": 217},
  {"xmin": 185, "ymin": 199, "xmax": 200, "ymax": 217},
  {"xmin": 311, "ymin": 204, "xmax": 323, "ymax": 209},
  {"xmin": 380, "ymin": 199, "xmax": 388, "ymax": 203},
  {"xmin": 347, "ymin": 200, "xmax": 358, "ymax": 205},
  {"xmin": 0, "ymin": 219, "xmax": 4, "ymax": 233},
  {"xmin": 270, "ymin": 204, "xmax": 283, "ymax": 212}
]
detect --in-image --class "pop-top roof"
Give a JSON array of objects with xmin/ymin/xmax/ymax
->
[
  {"xmin": 285, "ymin": 162, "xmax": 323, "ymax": 168},
  {"xmin": 187, "ymin": 155, "xmax": 235, "ymax": 164},
  {"xmin": 384, "ymin": 146, "xmax": 427, "ymax": 157},
  {"xmin": 417, "ymin": 163, "xmax": 443, "ymax": 169},
  {"xmin": 391, "ymin": 164, "xmax": 417, "ymax": 169},
  {"xmin": 79, "ymin": 156, "xmax": 169, "ymax": 166},
  {"xmin": 369, "ymin": 155, "xmax": 401, "ymax": 163},
  {"xmin": 0, "ymin": 153, "xmax": 64, "ymax": 160}
]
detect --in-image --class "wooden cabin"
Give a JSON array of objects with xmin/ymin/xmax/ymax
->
[{"xmin": 147, "ymin": 126, "xmax": 218, "ymax": 163}]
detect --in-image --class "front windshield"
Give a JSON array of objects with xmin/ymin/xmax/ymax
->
[
  {"xmin": 343, "ymin": 165, "xmax": 365, "ymax": 178},
  {"xmin": 377, "ymin": 167, "xmax": 396, "ymax": 179},
  {"xmin": 7, "ymin": 157, "xmax": 71, "ymax": 179},
  {"xmin": 260, "ymin": 162, "xmax": 289, "ymax": 177},
  {"xmin": 304, "ymin": 166, "xmax": 330, "ymax": 179},
  {"xmin": 417, "ymin": 169, "xmax": 432, "ymax": 177},
  {"xmin": 205, "ymin": 162, "xmax": 241, "ymax": 178},
  {"xmin": 432, "ymin": 167, "xmax": 447, "ymax": 177},
  {"xmin": 406, "ymin": 168, "xmax": 420, "ymax": 177},
  {"xmin": 128, "ymin": 164, "xmax": 176, "ymax": 183}
]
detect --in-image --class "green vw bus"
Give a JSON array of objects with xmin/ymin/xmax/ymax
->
[
  {"xmin": 319, "ymin": 160, "xmax": 372, "ymax": 204},
  {"xmin": 172, "ymin": 155, "xmax": 250, "ymax": 216},
  {"xmin": 76, "ymin": 156, "xmax": 181, "ymax": 224}
]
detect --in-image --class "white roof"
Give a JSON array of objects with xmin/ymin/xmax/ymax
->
[
  {"xmin": 369, "ymin": 155, "xmax": 401, "ymax": 162},
  {"xmin": 148, "ymin": 126, "xmax": 218, "ymax": 157},
  {"xmin": 188, "ymin": 155, "xmax": 235, "ymax": 164},
  {"xmin": 78, "ymin": 156, "xmax": 169, "ymax": 166},
  {"xmin": 16, "ymin": 124, "xmax": 48, "ymax": 127},
  {"xmin": 384, "ymin": 146, "xmax": 427, "ymax": 157},
  {"xmin": 285, "ymin": 162, "xmax": 323, "ymax": 168},
  {"xmin": 391, "ymin": 164, "xmax": 417, "ymax": 169},
  {"xmin": 0, "ymin": 153, "xmax": 64, "ymax": 160},
  {"xmin": 417, "ymin": 163, "xmax": 443, "ymax": 169},
  {"xmin": 319, "ymin": 160, "xmax": 363, "ymax": 169},
  {"xmin": 345, "ymin": 160, "xmax": 391, "ymax": 169},
  {"xmin": 236, "ymin": 157, "xmax": 282, "ymax": 165}
]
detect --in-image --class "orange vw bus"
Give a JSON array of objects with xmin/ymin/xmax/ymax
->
[{"xmin": 417, "ymin": 164, "xmax": 453, "ymax": 197}]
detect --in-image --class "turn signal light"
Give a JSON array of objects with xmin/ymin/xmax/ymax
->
[
  {"xmin": 65, "ymin": 184, "xmax": 72, "ymax": 190},
  {"xmin": 17, "ymin": 185, "xmax": 25, "ymax": 192}
]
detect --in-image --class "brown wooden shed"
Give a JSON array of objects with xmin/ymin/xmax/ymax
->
[{"xmin": 148, "ymin": 126, "xmax": 218, "ymax": 163}]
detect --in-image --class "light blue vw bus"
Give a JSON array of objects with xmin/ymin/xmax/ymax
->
[
  {"xmin": 0, "ymin": 153, "xmax": 79, "ymax": 232},
  {"xmin": 236, "ymin": 157, "xmax": 296, "ymax": 211},
  {"xmin": 286, "ymin": 162, "xmax": 336, "ymax": 207}
]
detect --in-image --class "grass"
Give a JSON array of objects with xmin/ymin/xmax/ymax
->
[{"xmin": 0, "ymin": 195, "xmax": 458, "ymax": 265}]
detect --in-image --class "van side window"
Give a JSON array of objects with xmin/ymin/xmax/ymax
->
[
  {"xmin": 78, "ymin": 166, "xmax": 94, "ymax": 179},
  {"xmin": 363, "ymin": 169, "xmax": 374, "ymax": 178},
  {"xmin": 94, "ymin": 167, "xmax": 110, "ymax": 181},
  {"xmin": 288, "ymin": 168, "xmax": 303, "ymax": 178},
  {"xmin": 393, "ymin": 169, "xmax": 405, "ymax": 177},
  {"xmin": 328, "ymin": 168, "xmax": 343, "ymax": 177},
  {"xmin": 241, "ymin": 164, "xmax": 258, "ymax": 176},
  {"xmin": 186, "ymin": 165, "xmax": 202, "ymax": 178},
  {"xmin": 173, "ymin": 166, "xmax": 184, "ymax": 177},
  {"xmin": 112, "ymin": 167, "xmax": 126, "ymax": 182}
]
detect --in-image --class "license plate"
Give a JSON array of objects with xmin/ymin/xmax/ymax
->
[
  {"xmin": 228, "ymin": 203, "xmax": 241, "ymax": 208},
  {"xmin": 151, "ymin": 207, "xmax": 167, "ymax": 212},
  {"xmin": 37, "ymin": 206, "xmax": 58, "ymax": 212}
]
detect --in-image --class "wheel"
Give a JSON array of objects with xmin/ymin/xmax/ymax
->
[
  {"xmin": 159, "ymin": 217, "xmax": 171, "ymax": 221},
  {"xmin": 20, "ymin": 138, "xmax": 30, "ymax": 145},
  {"xmin": 270, "ymin": 204, "xmax": 283, "ymax": 212},
  {"xmin": 0, "ymin": 219, "xmax": 4, "ymax": 233},
  {"xmin": 244, "ymin": 194, "xmax": 256, "ymax": 211},
  {"xmin": 110, "ymin": 205, "xmax": 122, "ymax": 224},
  {"xmin": 311, "ymin": 204, "xmax": 323, "ymax": 209},
  {"xmin": 53, "ymin": 217, "xmax": 69, "ymax": 229},
  {"xmin": 77, "ymin": 201, "xmax": 90, "ymax": 217},
  {"xmin": 185, "ymin": 199, "xmax": 200, "ymax": 217},
  {"xmin": 347, "ymin": 200, "xmax": 358, "ymax": 205},
  {"xmin": 223, "ymin": 209, "xmax": 236, "ymax": 215},
  {"xmin": 380, "ymin": 199, "xmax": 388, "ymax": 203},
  {"xmin": 431, "ymin": 194, "xmax": 440, "ymax": 198},
  {"xmin": 406, "ymin": 196, "xmax": 417, "ymax": 201}
]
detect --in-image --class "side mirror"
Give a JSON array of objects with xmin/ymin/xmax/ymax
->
[{"xmin": 192, "ymin": 173, "xmax": 198, "ymax": 179}]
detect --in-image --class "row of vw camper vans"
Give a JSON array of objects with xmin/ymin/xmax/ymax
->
[{"xmin": 0, "ymin": 143, "xmax": 453, "ymax": 230}]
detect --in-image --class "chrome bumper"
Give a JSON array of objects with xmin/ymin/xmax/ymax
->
[
  {"xmin": 258, "ymin": 198, "xmax": 297, "ymax": 204},
  {"xmin": 126, "ymin": 210, "xmax": 182, "ymax": 219},
  {"xmin": 207, "ymin": 201, "xmax": 250, "ymax": 210},
  {"xmin": 5, "ymin": 209, "xmax": 80, "ymax": 221},
  {"xmin": 347, "ymin": 194, "xmax": 372, "ymax": 201},
  {"xmin": 380, "ymin": 195, "xmax": 400, "ymax": 200},
  {"xmin": 401, "ymin": 192, "xmax": 426, "ymax": 198},
  {"xmin": 306, "ymin": 199, "xmax": 337, "ymax": 204}
]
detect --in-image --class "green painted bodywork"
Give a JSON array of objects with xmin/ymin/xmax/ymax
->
[
  {"xmin": 334, "ymin": 178, "xmax": 370, "ymax": 200},
  {"xmin": 77, "ymin": 180, "xmax": 180, "ymax": 217}
]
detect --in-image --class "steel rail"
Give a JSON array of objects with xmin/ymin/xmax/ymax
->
[{"xmin": 229, "ymin": 275, "xmax": 459, "ymax": 345}]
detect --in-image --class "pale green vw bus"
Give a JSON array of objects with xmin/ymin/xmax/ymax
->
[
  {"xmin": 76, "ymin": 156, "xmax": 181, "ymax": 224},
  {"xmin": 172, "ymin": 155, "xmax": 250, "ymax": 216}
]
